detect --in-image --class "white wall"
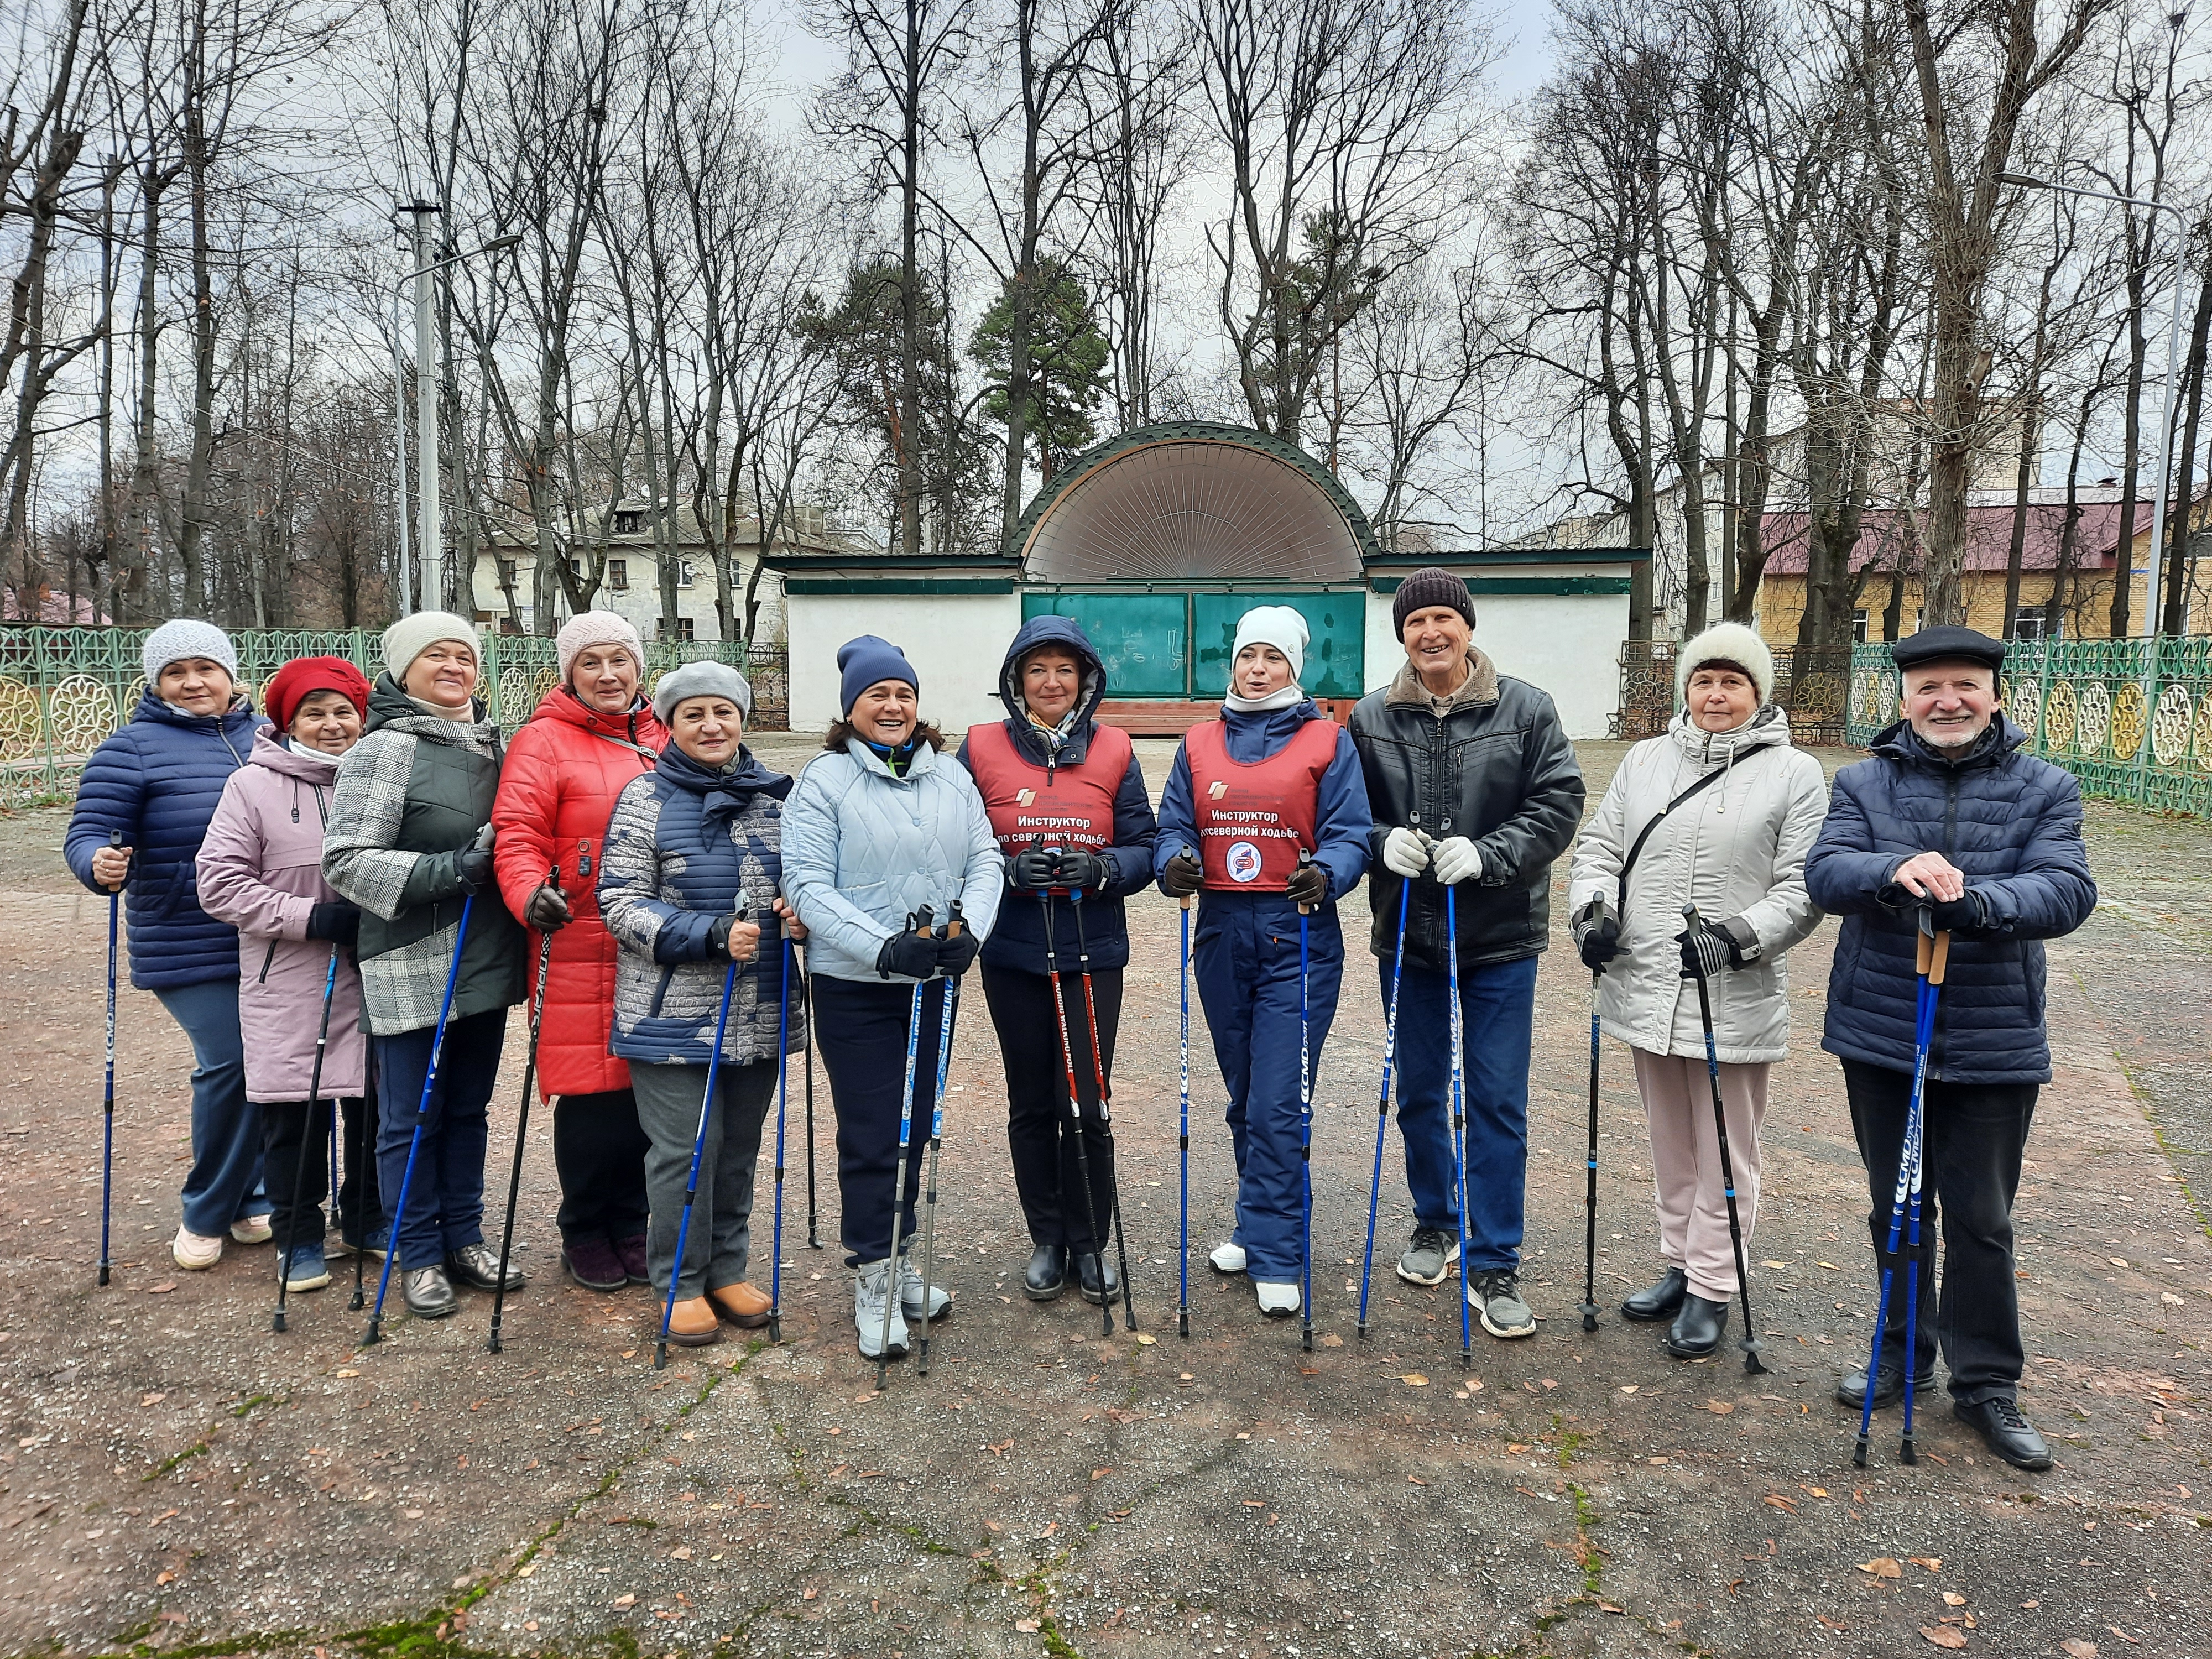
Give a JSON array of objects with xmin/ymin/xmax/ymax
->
[
  {"xmin": 1361, "ymin": 585, "xmax": 1631, "ymax": 740},
  {"xmin": 787, "ymin": 591, "xmax": 1023, "ymax": 734}
]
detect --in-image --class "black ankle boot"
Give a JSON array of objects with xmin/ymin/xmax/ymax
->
[
  {"xmin": 1077, "ymin": 1250, "xmax": 1120, "ymax": 1306},
  {"xmin": 1664, "ymin": 1292, "xmax": 1729, "ymax": 1358},
  {"xmin": 1023, "ymin": 1245, "xmax": 1066, "ymax": 1302},
  {"xmin": 1621, "ymin": 1265, "xmax": 1687, "ymax": 1323}
]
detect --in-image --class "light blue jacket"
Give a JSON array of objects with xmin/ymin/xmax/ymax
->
[{"xmin": 781, "ymin": 738, "xmax": 1005, "ymax": 983}]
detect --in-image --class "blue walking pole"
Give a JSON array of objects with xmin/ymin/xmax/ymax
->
[
  {"xmin": 98, "ymin": 832, "xmax": 122, "ymax": 1287},
  {"xmin": 364, "ymin": 895, "xmax": 476, "ymax": 1347},
  {"xmin": 915, "ymin": 904, "xmax": 966, "ymax": 1375},
  {"xmin": 1296, "ymin": 854, "xmax": 1316, "ymax": 1354},
  {"xmin": 1682, "ymin": 902, "xmax": 1769, "ymax": 1375},
  {"xmin": 657, "ymin": 935, "xmax": 743, "ymax": 1371},
  {"xmin": 1899, "ymin": 914, "xmax": 1947, "ymax": 1464},
  {"xmin": 768, "ymin": 935, "xmax": 794, "ymax": 1344},
  {"xmin": 877, "ymin": 907, "xmax": 935, "ymax": 1384},
  {"xmin": 1446, "ymin": 880, "xmax": 1472, "ymax": 1369},
  {"xmin": 1176, "ymin": 891, "xmax": 1193, "ymax": 1339},
  {"xmin": 1357, "ymin": 880, "xmax": 1411, "ymax": 1340}
]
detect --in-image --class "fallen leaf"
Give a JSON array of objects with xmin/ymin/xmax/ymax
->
[
  {"xmin": 2107, "ymin": 1627, "xmax": 2138, "ymax": 1645},
  {"xmin": 1817, "ymin": 1261, "xmax": 1839, "ymax": 1270},
  {"xmin": 1599, "ymin": 1602, "xmax": 1626, "ymax": 1614},
  {"xmin": 1619, "ymin": 1384, "xmax": 1639, "ymax": 1394},
  {"xmin": 2109, "ymin": 1257, "xmax": 2128, "ymax": 1267},
  {"xmin": 620, "ymin": 1349, "xmax": 636, "ymax": 1359},
  {"xmin": 1943, "ymin": 1592, "xmax": 1966, "ymax": 1606},
  {"xmin": 670, "ymin": 1547, "xmax": 692, "ymax": 1560},
  {"xmin": 1014, "ymin": 1619, "xmax": 1040, "ymax": 1633},
  {"xmin": 611, "ymin": 1594, "xmax": 635, "ymax": 1609},
  {"xmin": 1241, "ymin": 1499, "xmax": 1266, "ymax": 1508},
  {"xmin": 1507, "ymin": 1443, "xmax": 1531, "ymax": 1454},
  {"xmin": 1763, "ymin": 1494, "xmax": 1797, "ymax": 1512},
  {"xmin": 145, "ymin": 1282, "xmax": 177, "ymax": 1295},
  {"xmin": 1318, "ymin": 1333, "xmax": 1342, "ymax": 1347},
  {"xmin": 1407, "ymin": 1475, "xmax": 1428, "ymax": 1486},
  {"xmin": 1136, "ymin": 1333, "xmax": 1157, "ymax": 1345},
  {"xmin": 801, "ymin": 1588, "xmax": 819, "ymax": 1601},
  {"xmin": 1090, "ymin": 1468, "xmax": 1110, "ymax": 1481},
  {"xmin": 1910, "ymin": 1557, "xmax": 1943, "ymax": 1571},
  {"xmin": 983, "ymin": 1521, "xmax": 1001, "ymax": 1533},
  {"xmin": 154, "ymin": 1571, "xmax": 175, "ymax": 1586},
  {"xmin": 1704, "ymin": 1399, "xmax": 1735, "ymax": 1415},
  {"xmin": 2059, "ymin": 1642, "xmax": 2095, "ymax": 1659},
  {"xmin": 1918, "ymin": 1625, "xmax": 1967, "ymax": 1648},
  {"xmin": 1760, "ymin": 1259, "xmax": 1788, "ymax": 1269},
  {"xmin": 335, "ymin": 1369, "xmax": 358, "ymax": 1378},
  {"xmin": 516, "ymin": 1565, "xmax": 536, "ymax": 1579},
  {"xmin": 403, "ymin": 1509, "xmax": 424, "ymax": 1520},
  {"xmin": 140, "ymin": 1393, "xmax": 166, "ymax": 1406},
  {"xmin": 1401, "ymin": 1373, "xmax": 1428, "ymax": 1386},
  {"xmin": 1859, "ymin": 1558, "xmax": 1903, "ymax": 1579}
]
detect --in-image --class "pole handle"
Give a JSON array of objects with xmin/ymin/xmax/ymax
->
[{"xmin": 1928, "ymin": 930, "xmax": 1950, "ymax": 984}]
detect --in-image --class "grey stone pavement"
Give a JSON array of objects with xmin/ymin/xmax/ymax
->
[{"xmin": 1, "ymin": 737, "xmax": 2208, "ymax": 1659}]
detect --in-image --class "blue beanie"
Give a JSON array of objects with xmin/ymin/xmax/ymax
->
[{"xmin": 837, "ymin": 635, "xmax": 918, "ymax": 717}]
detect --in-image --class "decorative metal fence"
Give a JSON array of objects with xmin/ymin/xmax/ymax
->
[
  {"xmin": 1615, "ymin": 641, "xmax": 1856, "ymax": 747},
  {"xmin": 0, "ymin": 626, "xmax": 787, "ymax": 808}
]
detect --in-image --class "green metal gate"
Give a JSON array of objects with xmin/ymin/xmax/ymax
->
[{"xmin": 1021, "ymin": 589, "xmax": 1364, "ymax": 700}]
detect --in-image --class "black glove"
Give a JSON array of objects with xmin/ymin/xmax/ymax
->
[
  {"xmin": 1010, "ymin": 847, "xmax": 1059, "ymax": 892},
  {"xmin": 1160, "ymin": 849, "xmax": 1203, "ymax": 898},
  {"xmin": 875, "ymin": 927, "xmax": 938, "ymax": 980},
  {"xmin": 1053, "ymin": 848, "xmax": 1111, "ymax": 892},
  {"xmin": 1285, "ymin": 862, "xmax": 1328, "ymax": 908},
  {"xmin": 455, "ymin": 845, "xmax": 495, "ymax": 895},
  {"xmin": 1928, "ymin": 890, "xmax": 1993, "ymax": 937},
  {"xmin": 306, "ymin": 901, "xmax": 361, "ymax": 948},
  {"xmin": 1571, "ymin": 895, "xmax": 1620, "ymax": 971},
  {"xmin": 1677, "ymin": 917, "xmax": 1742, "ymax": 979},
  {"xmin": 525, "ymin": 884, "xmax": 571, "ymax": 931},
  {"xmin": 935, "ymin": 928, "xmax": 981, "ymax": 977}
]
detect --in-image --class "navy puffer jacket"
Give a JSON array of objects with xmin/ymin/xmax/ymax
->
[
  {"xmin": 1803, "ymin": 716, "xmax": 2096, "ymax": 1086},
  {"xmin": 65, "ymin": 690, "xmax": 261, "ymax": 990}
]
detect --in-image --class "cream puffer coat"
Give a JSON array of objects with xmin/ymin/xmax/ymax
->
[{"xmin": 1567, "ymin": 706, "xmax": 1828, "ymax": 1064}]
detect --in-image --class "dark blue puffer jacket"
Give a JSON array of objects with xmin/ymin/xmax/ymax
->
[
  {"xmin": 954, "ymin": 613, "xmax": 1159, "ymax": 975},
  {"xmin": 65, "ymin": 691, "xmax": 262, "ymax": 990},
  {"xmin": 1804, "ymin": 716, "xmax": 2096, "ymax": 1085}
]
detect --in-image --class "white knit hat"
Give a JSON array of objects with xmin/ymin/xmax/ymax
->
[
  {"xmin": 1231, "ymin": 605, "xmax": 1309, "ymax": 682},
  {"xmin": 142, "ymin": 619, "xmax": 238, "ymax": 685},
  {"xmin": 1676, "ymin": 621, "xmax": 1775, "ymax": 707},
  {"xmin": 556, "ymin": 609, "xmax": 644, "ymax": 682},
  {"xmin": 381, "ymin": 611, "xmax": 481, "ymax": 681}
]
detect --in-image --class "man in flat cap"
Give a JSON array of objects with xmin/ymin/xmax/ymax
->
[{"xmin": 1804, "ymin": 625, "xmax": 2096, "ymax": 1469}]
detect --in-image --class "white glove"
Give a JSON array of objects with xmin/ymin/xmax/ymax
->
[
  {"xmin": 1431, "ymin": 835, "xmax": 1483, "ymax": 886},
  {"xmin": 1382, "ymin": 826, "xmax": 1430, "ymax": 878}
]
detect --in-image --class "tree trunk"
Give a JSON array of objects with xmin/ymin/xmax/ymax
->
[{"xmin": 2159, "ymin": 233, "xmax": 2211, "ymax": 636}]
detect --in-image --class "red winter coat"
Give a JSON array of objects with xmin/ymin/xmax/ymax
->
[{"xmin": 491, "ymin": 687, "xmax": 668, "ymax": 1098}]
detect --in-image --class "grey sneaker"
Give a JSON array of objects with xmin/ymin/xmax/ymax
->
[
  {"xmin": 855, "ymin": 1260, "xmax": 910, "ymax": 1361},
  {"xmin": 1467, "ymin": 1268, "xmax": 1536, "ymax": 1339},
  {"xmin": 896, "ymin": 1256, "xmax": 951, "ymax": 1321},
  {"xmin": 1395, "ymin": 1226, "xmax": 1460, "ymax": 1287}
]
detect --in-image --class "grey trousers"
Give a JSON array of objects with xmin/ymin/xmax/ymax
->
[{"xmin": 630, "ymin": 1058, "xmax": 776, "ymax": 1301}]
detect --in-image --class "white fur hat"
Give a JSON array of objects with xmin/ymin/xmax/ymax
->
[
  {"xmin": 1231, "ymin": 604, "xmax": 1309, "ymax": 682},
  {"xmin": 1676, "ymin": 621, "xmax": 1775, "ymax": 707}
]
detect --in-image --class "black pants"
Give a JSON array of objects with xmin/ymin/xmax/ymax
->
[
  {"xmin": 982, "ymin": 961, "xmax": 1119, "ymax": 1255},
  {"xmin": 262, "ymin": 1094, "xmax": 380, "ymax": 1250},
  {"xmin": 814, "ymin": 974, "xmax": 949, "ymax": 1266},
  {"xmin": 554, "ymin": 1088, "xmax": 652, "ymax": 1245},
  {"xmin": 1843, "ymin": 1059, "xmax": 2037, "ymax": 1404}
]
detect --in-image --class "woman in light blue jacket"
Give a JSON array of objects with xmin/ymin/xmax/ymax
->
[{"xmin": 782, "ymin": 637, "xmax": 1003, "ymax": 1361}]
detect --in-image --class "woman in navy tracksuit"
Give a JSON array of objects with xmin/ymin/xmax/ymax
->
[
  {"xmin": 1155, "ymin": 606, "xmax": 1371, "ymax": 1318},
  {"xmin": 957, "ymin": 616, "xmax": 1158, "ymax": 1306},
  {"xmin": 64, "ymin": 619, "xmax": 270, "ymax": 1271}
]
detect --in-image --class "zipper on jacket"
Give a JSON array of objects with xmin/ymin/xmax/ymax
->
[{"xmin": 255, "ymin": 940, "xmax": 278, "ymax": 983}]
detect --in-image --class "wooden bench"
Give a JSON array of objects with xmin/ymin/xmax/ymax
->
[{"xmin": 1094, "ymin": 697, "xmax": 1357, "ymax": 736}]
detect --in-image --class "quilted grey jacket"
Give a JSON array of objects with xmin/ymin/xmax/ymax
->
[{"xmin": 781, "ymin": 738, "xmax": 1004, "ymax": 983}]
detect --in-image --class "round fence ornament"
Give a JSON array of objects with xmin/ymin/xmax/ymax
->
[
  {"xmin": 48, "ymin": 675, "xmax": 120, "ymax": 754},
  {"xmin": 2076, "ymin": 682, "xmax": 2110, "ymax": 758},
  {"xmin": 1876, "ymin": 674, "xmax": 1897, "ymax": 725},
  {"xmin": 122, "ymin": 676, "xmax": 147, "ymax": 719},
  {"xmin": 0, "ymin": 679, "xmax": 40, "ymax": 761},
  {"xmin": 2042, "ymin": 682, "xmax": 2077, "ymax": 753},
  {"xmin": 2193, "ymin": 692, "xmax": 2212, "ymax": 777},
  {"xmin": 2150, "ymin": 682, "xmax": 2193, "ymax": 769}
]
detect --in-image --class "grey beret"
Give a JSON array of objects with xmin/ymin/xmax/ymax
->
[{"xmin": 653, "ymin": 660, "xmax": 754, "ymax": 724}]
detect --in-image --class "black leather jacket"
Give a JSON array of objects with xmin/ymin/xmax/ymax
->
[{"xmin": 1348, "ymin": 670, "xmax": 1585, "ymax": 972}]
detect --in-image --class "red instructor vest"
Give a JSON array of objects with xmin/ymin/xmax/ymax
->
[
  {"xmin": 1184, "ymin": 716, "xmax": 1337, "ymax": 891},
  {"xmin": 966, "ymin": 720, "xmax": 1130, "ymax": 888}
]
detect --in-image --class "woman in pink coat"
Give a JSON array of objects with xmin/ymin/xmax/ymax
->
[{"xmin": 197, "ymin": 656, "xmax": 380, "ymax": 1293}]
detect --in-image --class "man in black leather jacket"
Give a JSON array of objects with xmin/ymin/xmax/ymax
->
[{"xmin": 1348, "ymin": 567, "xmax": 1585, "ymax": 1339}]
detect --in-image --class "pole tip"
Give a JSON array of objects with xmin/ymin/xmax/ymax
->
[
  {"xmin": 1900, "ymin": 1436, "xmax": 1918, "ymax": 1465},
  {"xmin": 97, "ymin": 1267, "xmax": 111, "ymax": 1287},
  {"xmin": 653, "ymin": 1343, "xmax": 668, "ymax": 1371},
  {"xmin": 487, "ymin": 1333, "xmax": 503, "ymax": 1354},
  {"xmin": 1851, "ymin": 1439, "xmax": 1870, "ymax": 1468},
  {"xmin": 1580, "ymin": 1305, "xmax": 1599, "ymax": 1333},
  {"xmin": 1178, "ymin": 1313, "xmax": 1190, "ymax": 1338},
  {"xmin": 768, "ymin": 1317, "xmax": 781, "ymax": 1344}
]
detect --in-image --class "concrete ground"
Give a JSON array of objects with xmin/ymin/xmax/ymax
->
[{"xmin": 2, "ymin": 736, "xmax": 2208, "ymax": 1659}]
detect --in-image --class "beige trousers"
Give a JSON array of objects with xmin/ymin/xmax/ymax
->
[{"xmin": 1630, "ymin": 1048, "xmax": 1770, "ymax": 1302}]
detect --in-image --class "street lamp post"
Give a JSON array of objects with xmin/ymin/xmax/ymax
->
[
  {"xmin": 387, "ymin": 219, "xmax": 523, "ymax": 617},
  {"xmin": 2001, "ymin": 171, "xmax": 2193, "ymax": 637}
]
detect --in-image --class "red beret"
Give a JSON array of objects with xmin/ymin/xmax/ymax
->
[{"xmin": 265, "ymin": 655, "xmax": 372, "ymax": 733}]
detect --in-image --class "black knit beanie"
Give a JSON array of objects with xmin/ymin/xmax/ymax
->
[{"xmin": 1391, "ymin": 567, "xmax": 1476, "ymax": 636}]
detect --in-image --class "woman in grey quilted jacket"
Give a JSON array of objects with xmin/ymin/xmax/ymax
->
[
  {"xmin": 781, "ymin": 637, "xmax": 1004, "ymax": 1363},
  {"xmin": 1565, "ymin": 623, "xmax": 1827, "ymax": 1361}
]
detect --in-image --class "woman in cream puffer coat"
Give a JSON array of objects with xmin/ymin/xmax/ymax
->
[{"xmin": 1566, "ymin": 622, "xmax": 1828, "ymax": 1360}]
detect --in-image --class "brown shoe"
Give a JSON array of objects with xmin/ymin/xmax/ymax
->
[
  {"xmin": 707, "ymin": 1281, "xmax": 773, "ymax": 1328},
  {"xmin": 662, "ymin": 1296, "xmax": 722, "ymax": 1347}
]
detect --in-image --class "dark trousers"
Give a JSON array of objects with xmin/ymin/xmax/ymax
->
[
  {"xmin": 1842, "ymin": 1058, "xmax": 2037, "ymax": 1404},
  {"xmin": 553, "ymin": 1088, "xmax": 651, "ymax": 1245},
  {"xmin": 262, "ymin": 1094, "xmax": 380, "ymax": 1250},
  {"xmin": 374, "ymin": 1008, "xmax": 509, "ymax": 1271},
  {"xmin": 813, "ymin": 974, "xmax": 949, "ymax": 1266},
  {"xmin": 630, "ymin": 1061, "xmax": 775, "ymax": 1300},
  {"xmin": 153, "ymin": 978, "xmax": 266, "ymax": 1237},
  {"xmin": 982, "ymin": 961, "xmax": 1119, "ymax": 1255}
]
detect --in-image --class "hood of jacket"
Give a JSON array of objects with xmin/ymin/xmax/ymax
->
[
  {"xmin": 1217, "ymin": 697, "xmax": 1329, "ymax": 763},
  {"xmin": 995, "ymin": 614, "xmax": 1107, "ymax": 767},
  {"xmin": 1867, "ymin": 712, "xmax": 2026, "ymax": 771},
  {"xmin": 363, "ymin": 670, "xmax": 500, "ymax": 752},
  {"xmin": 132, "ymin": 686, "xmax": 262, "ymax": 747},
  {"xmin": 532, "ymin": 681, "xmax": 659, "ymax": 747},
  {"xmin": 246, "ymin": 726, "xmax": 343, "ymax": 784},
  {"xmin": 1667, "ymin": 702, "xmax": 1796, "ymax": 767},
  {"xmin": 655, "ymin": 739, "xmax": 795, "ymax": 817}
]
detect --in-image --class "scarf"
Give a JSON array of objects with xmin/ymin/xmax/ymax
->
[{"xmin": 1223, "ymin": 683, "xmax": 1305, "ymax": 714}]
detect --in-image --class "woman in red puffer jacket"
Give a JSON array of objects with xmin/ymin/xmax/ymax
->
[{"xmin": 491, "ymin": 612, "xmax": 669, "ymax": 1292}]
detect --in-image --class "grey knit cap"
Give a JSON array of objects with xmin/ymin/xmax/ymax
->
[
  {"xmin": 653, "ymin": 660, "xmax": 754, "ymax": 724},
  {"xmin": 142, "ymin": 619, "xmax": 238, "ymax": 684}
]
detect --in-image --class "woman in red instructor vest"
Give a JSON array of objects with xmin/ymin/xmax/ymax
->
[
  {"xmin": 958, "ymin": 617, "xmax": 1159, "ymax": 1305},
  {"xmin": 1154, "ymin": 606, "xmax": 1373, "ymax": 1319}
]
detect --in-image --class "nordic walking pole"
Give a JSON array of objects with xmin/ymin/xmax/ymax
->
[
  {"xmin": 915, "ymin": 902, "xmax": 965, "ymax": 1375},
  {"xmin": 1358, "ymin": 879, "xmax": 1411, "ymax": 1340},
  {"xmin": 1176, "ymin": 884, "xmax": 1193, "ymax": 1340},
  {"xmin": 488, "ymin": 868, "xmax": 561, "ymax": 1354},
  {"xmin": 364, "ymin": 894, "xmax": 476, "ymax": 1347},
  {"xmin": 767, "ymin": 933, "xmax": 794, "ymax": 1344},
  {"xmin": 1444, "ymin": 827, "xmax": 1473, "ymax": 1369},
  {"xmin": 1899, "ymin": 912, "xmax": 1948, "ymax": 1466},
  {"xmin": 657, "ymin": 902, "xmax": 746, "ymax": 1371},
  {"xmin": 98, "ymin": 831, "xmax": 123, "ymax": 1287},
  {"xmin": 1579, "ymin": 957, "xmax": 1604, "ymax": 1334},
  {"xmin": 878, "ymin": 906, "xmax": 934, "ymax": 1386},
  {"xmin": 348, "ymin": 1051, "xmax": 372, "ymax": 1311},
  {"xmin": 1296, "ymin": 850, "xmax": 1316, "ymax": 1355},
  {"xmin": 1681, "ymin": 903, "xmax": 1768, "ymax": 1375},
  {"xmin": 273, "ymin": 947, "xmax": 342, "ymax": 1333},
  {"xmin": 1068, "ymin": 883, "xmax": 1136, "ymax": 1333},
  {"xmin": 804, "ymin": 958, "xmax": 820, "ymax": 1250},
  {"xmin": 1039, "ymin": 875, "xmax": 1113, "ymax": 1338}
]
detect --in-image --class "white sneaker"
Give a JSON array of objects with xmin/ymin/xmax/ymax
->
[
  {"xmin": 896, "ymin": 1258, "xmax": 951, "ymax": 1321},
  {"xmin": 1254, "ymin": 1280, "xmax": 1300, "ymax": 1318},
  {"xmin": 855, "ymin": 1260, "xmax": 910, "ymax": 1361},
  {"xmin": 1208, "ymin": 1240, "xmax": 1247, "ymax": 1274},
  {"xmin": 229, "ymin": 1214, "xmax": 273, "ymax": 1245},
  {"xmin": 171, "ymin": 1227, "xmax": 223, "ymax": 1270}
]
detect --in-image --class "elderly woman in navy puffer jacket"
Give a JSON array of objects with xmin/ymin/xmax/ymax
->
[{"xmin": 65, "ymin": 620, "xmax": 272, "ymax": 1271}]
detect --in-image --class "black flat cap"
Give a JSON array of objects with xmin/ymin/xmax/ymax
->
[{"xmin": 1892, "ymin": 625, "xmax": 2006, "ymax": 674}]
